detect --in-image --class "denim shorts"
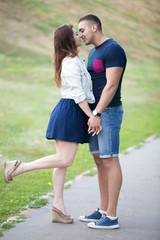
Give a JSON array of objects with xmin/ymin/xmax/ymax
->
[{"xmin": 89, "ymin": 105, "xmax": 124, "ymax": 158}]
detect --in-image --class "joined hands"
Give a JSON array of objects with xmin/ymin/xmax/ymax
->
[{"xmin": 87, "ymin": 115, "xmax": 102, "ymax": 136}]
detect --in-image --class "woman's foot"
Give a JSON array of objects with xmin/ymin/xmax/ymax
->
[
  {"xmin": 51, "ymin": 206, "xmax": 74, "ymax": 224},
  {"xmin": 4, "ymin": 160, "xmax": 22, "ymax": 183},
  {"xmin": 53, "ymin": 202, "xmax": 67, "ymax": 215}
]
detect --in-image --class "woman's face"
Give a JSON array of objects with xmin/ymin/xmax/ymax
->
[{"xmin": 72, "ymin": 28, "xmax": 81, "ymax": 47}]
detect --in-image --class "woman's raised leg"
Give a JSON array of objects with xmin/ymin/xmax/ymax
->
[{"xmin": 8, "ymin": 140, "xmax": 78, "ymax": 180}]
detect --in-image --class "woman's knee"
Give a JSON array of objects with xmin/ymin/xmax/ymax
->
[
  {"xmin": 56, "ymin": 141, "xmax": 78, "ymax": 168},
  {"xmin": 61, "ymin": 156, "xmax": 74, "ymax": 168},
  {"xmin": 56, "ymin": 153, "xmax": 74, "ymax": 168}
]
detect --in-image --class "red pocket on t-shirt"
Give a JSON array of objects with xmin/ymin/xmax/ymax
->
[{"xmin": 93, "ymin": 60, "xmax": 104, "ymax": 73}]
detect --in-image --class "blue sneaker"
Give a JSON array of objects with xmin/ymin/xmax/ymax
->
[
  {"xmin": 88, "ymin": 215, "xmax": 119, "ymax": 229},
  {"xmin": 79, "ymin": 208, "xmax": 102, "ymax": 222}
]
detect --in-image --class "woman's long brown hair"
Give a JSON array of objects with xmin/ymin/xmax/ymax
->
[{"xmin": 53, "ymin": 24, "xmax": 78, "ymax": 87}]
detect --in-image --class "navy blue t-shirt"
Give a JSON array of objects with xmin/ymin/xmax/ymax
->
[{"xmin": 87, "ymin": 39, "xmax": 127, "ymax": 108}]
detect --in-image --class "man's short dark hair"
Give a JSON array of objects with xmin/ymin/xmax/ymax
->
[{"xmin": 78, "ymin": 14, "xmax": 102, "ymax": 31}]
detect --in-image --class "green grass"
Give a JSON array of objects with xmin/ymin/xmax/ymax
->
[
  {"xmin": 84, "ymin": 168, "xmax": 97, "ymax": 177},
  {"xmin": 93, "ymin": 0, "xmax": 116, "ymax": 10},
  {"xmin": 28, "ymin": 198, "xmax": 49, "ymax": 208},
  {"xmin": 32, "ymin": 23, "xmax": 52, "ymax": 34},
  {"xmin": 0, "ymin": 214, "xmax": 27, "ymax": 237},
  {"xmin": 120, "ymin": 60, "xmax": 160, "ymax": 149},
  {"xmin": 1, "ymin": 223, "xmax": 15, "ymax": 230}
]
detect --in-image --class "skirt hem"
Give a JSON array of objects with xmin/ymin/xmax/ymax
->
[{"xmin": 46, "ymin": 137, "xmax": 89, "ymax": 144}]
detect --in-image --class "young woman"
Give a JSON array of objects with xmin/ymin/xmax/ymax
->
[{"xmin": 4, "ymin": 24, "xmax": 101, "ymax": 224}]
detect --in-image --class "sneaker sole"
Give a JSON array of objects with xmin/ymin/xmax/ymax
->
[
  {"xmin": 78, "ymin": 217, "xmax": 100, "ymax": 222},
  {"xmin": 88, "ymin": 223, "xmax": 119, "ymax": 229}
]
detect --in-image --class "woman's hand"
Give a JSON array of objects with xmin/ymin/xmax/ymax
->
[{"xmin": 88, "ymin": 116, "xmax": 102, "ymax": 136}]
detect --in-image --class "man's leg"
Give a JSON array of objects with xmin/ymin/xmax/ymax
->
[
  {"xmin": 93, "ymin": 154, "xmax": 122, "ymax": 217},
  {"xmin": 88, "ymin": 156, "xmax": 122, "ymax": 229},
  {"xmin": 79, "ymin": 136, "xmax": 103, "ymax": 222},
  {"xmin": 102, "ymin": 156, "xmax": 122, "ymax": 217},
  {"xmin": 88, "ymin": 105, "xmax": 123, "ymax": 228},
  {"xmin": 93, "ymin": 154, "xmax": 108, "ymax": 212},
  {"xmin": 96, "ymin": 105, "xmax": 123, "ymax": 217}
]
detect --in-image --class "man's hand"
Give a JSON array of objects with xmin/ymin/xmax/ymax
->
[{"xmin": 88, "ymin": 116, "xmax": 102, "ymax": 136}]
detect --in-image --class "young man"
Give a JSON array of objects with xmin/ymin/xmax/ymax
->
[{"xmin": 78, "ymin": 14, "xmax": 127, "ymax": 229}]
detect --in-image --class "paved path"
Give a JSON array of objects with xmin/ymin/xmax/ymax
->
[{"xmin": 1, "ymin": 138, "xmax": 160, "ymax": 240}]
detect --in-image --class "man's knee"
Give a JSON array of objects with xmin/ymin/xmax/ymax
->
[
  {"xmin": 93, "ymin": 154, "xmax": 103, "ymax": 168},
  {"xmin": 102, "ymin": 157, "xmax": 119, "ymax": 168}
]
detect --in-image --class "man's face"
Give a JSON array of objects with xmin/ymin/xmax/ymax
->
[{"xmin": 78, "ymin": 20, "xmax": 94, "ymax": 45}]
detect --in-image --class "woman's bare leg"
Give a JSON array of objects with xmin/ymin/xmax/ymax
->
[
  {"xmin": 52, "ymin": 167, "xmax": 67, "ymax": 214},
  {"xmin": 11, "ymin": 140, "xmax": 78, "ymax": 178},
  {"xmin": 52, "ymin": 140, "xmax": 78, "ymax": 214},
  {"xmin": 52, "ymin": 141, "xmax": 67, "ymax": 215}
]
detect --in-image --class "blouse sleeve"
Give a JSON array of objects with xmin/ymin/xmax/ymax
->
[{"xmin": 62, "ymin": 59, "xmax": 86, "ymax": 104}]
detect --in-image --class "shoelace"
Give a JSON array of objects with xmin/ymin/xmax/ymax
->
[
  {"xmin": 93, "ymin": 209, "xmax": 99, "ymax": 215},
  {"xmin": 95, "ymin": 214, "xmax": 107, "ymax": 224}
]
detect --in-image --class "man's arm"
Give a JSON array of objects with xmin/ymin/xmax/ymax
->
[
  {"xmin": 88, "ymin": 67, "xmax": 123, "ymax": 134},
  {"xmin": 95, "ymin": 66, "xmax": 123, "ymax": 113}
]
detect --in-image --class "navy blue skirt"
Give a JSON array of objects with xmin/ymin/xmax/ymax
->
[{"xmin": 46, "ymin": 99, "xmax": 90, "ymax": 144}]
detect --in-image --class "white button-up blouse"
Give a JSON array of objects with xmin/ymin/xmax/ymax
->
[{"xmin": 60, "ymin": 56, "xmax": 95, "ymax": 104}]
